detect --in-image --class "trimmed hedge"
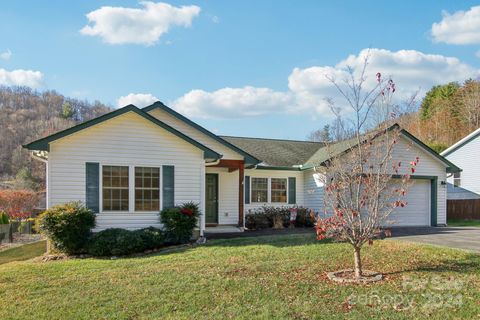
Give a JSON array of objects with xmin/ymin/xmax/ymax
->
[
  {"xmin": 36, "ymin": 202, "xmax": 95, "ymax": 254},
  {"xmin": 88, "ymin": 227, "xmax": 165, "ymax": 257},
  {"xmin": 160, "ymin": 202, "xmax": 199, "ymax": 244},
  {"xmin": 245, "ymin": 206, "xmax": 315, "ymax": 230}
]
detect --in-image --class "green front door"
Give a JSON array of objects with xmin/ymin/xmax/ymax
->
[{"xmin": 205, "ymin": 174, "xmax": 218, "ymax": 224}]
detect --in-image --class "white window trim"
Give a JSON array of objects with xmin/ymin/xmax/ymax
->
[
  {"xmin": 99, "ymin": 164, "xmax": 163, "ymax": 214},
  {"xmin": 250, "ymin": 177, "xmax": 289, "ymax": 205}
]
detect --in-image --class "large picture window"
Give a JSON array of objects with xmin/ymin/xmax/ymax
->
[
  {"xmin": 251, "ymin": 177, "xmax": 268, "ymax": 202},
  {"xmin": 271, "ymin": 178, "xmax": 287, "ymax": 203},
  {"xmin": 135, "ymin": 167, "xmax": 160, "ymax": 211},
  {"xmin": 102, "ymin": 166, "xmax": 129, "ymax": 211}
]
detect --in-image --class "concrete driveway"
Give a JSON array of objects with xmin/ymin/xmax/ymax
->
[{"xmin": 391, "ymin": 227, "xmax": 480, "ymax": 253}]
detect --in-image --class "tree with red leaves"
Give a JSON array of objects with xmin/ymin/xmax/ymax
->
[
  {"xmin": 0, "ymin": 190, "xmax": 39, "ymax": 220},
  {"xmin": 317, "ymin": 53, "xmax": 419, "ymax": 281}
]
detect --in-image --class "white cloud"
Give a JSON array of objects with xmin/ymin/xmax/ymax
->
[
  {"xmin": 431, "ymin": 6, "xmax": 480, "ymax": 44},
  {"xmin": 0, "ymin": 49, "xmax": 12, "ymax": 60},
  {"xmin": 117, "ymin": 93, "xmax": 158, "ymax": 108},
  {"xmin": 212, "ymin": 15, "xmax": 220, "ymax": 24},
  {"xmin": 289, "ymin": 48, "xmax": 478, "ymax": 112},
  {"xmin": 172, "ymin": 86, "xmax": 293, "ymax": 119},
  {"xmin": 172, "ymin": 48, "xmax": 478, "ymax": 119},
  {"xmin": 80, "ymin": 1, "xmax": 201, "ymax": 45},
  {"xmin": 0, "ymin": 69, "xmax": 43, "ymax": 88}
]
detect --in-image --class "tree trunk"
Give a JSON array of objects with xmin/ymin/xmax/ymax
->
[{"xmin": 354, "ymin": 246, "xmax": 362, "ymax": 278}]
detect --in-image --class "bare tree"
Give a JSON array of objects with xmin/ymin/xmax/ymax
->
[
  {"xmin": 458, "ymin": 80, "xmax": 480, "ymax": 132},
  {"xmin": 316, "ymin": 55, "xmax": 418, "ymax": 281}
]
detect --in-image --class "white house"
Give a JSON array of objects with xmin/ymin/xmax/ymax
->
[
  {"xmin": 441, "ymin": 128, "xmax": 480, "ymax": 199},
  {"xmin": 24, "ymin": 102, "xmax": 460, "ymax": 234}
]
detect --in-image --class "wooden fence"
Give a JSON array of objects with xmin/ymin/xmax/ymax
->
[{"xmin": 447, "ymin": 199, "xmax": 480, "ymax": 220}]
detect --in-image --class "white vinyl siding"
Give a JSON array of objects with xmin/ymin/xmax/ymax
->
[
  {"xmin": 47, "ymin": 111, "xmax": 204, "ymax": 231},
  {"xmin": 148, "ymin": 108, "xmax": 244, "ymax": 160},
  {"xmin": 444, "ymin": 133, "xmax": 480, "ymax": 196},
  {"xmin": 303, "ymin": 170, "xmax": 325, "ymax": 215}
]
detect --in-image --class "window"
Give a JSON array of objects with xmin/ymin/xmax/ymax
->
[
  {"xmin": 251, "ymin": 178, "xmax": 268, "ymax": 202},
  {"xmin": 102, "ymin": 166, "xmax": 129, "ymax": 211},
  {"xmin": 271, "ymin": 178, "xmax": 287, "ymax": 203},
  {"xmin": 135, "ymin": 167, "xmax": 160, "ymax": 211},
  {"xmin": 453, "ymin": 172, "xmax": 461, "ymax": 187}
]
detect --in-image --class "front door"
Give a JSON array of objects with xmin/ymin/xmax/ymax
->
[{"xmin": 205, "ymin": 174, "xmax": 218, "ymax": 224}]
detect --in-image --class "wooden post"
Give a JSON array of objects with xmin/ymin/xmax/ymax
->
[{"xmin": 238, "ymin": 162, "xmax": 244, "ymax": 228}]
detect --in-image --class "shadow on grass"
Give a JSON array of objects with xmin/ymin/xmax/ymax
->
[{"xmin": 384, "ymin": 253, "xmax": 480, "ymax": 275}]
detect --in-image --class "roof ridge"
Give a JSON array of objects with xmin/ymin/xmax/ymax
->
[{"xmin": 220, "ymin": 135, "xmax": 324, "ymax": 144}]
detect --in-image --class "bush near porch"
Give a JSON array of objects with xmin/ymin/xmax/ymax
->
[
  {"xmin": 245, "ymin": 206, "xmax": 315, "ymax": 230},
  {"xmin": 36, "ymin": 201, "xmax": 200, "ymax": 257}
]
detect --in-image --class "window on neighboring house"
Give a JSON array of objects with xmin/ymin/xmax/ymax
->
[
  {"xmin": 271, "ymin": 178, "xmax": 287, "ymax": 203},
  {"xmin": 251, "ymin": 177, "xmax": 268, "ymax": 202},
  {"xmin": 135, "ymin": 167, "xmax": 160, "ymax": 211},
  {"xmin": 453, "ymin": 172, "xmax": 461, "ymax": 187},
  {"xmin": 102, "ymin": 165, "xmax": 129, "ymax": 211}
]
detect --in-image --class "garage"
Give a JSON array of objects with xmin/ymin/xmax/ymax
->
[{"xmin": 387, "ymin": 179, "xmax": 431, "ymax": 226}]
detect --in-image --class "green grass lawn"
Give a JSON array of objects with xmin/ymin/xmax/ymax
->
[
  {"xmin": 0, "ymin": 234, "xmax": 479, "ymax": 320},
  {"xmin": 0, "ymin": 240, "xmax": 46, "ymax": 265},
  {"xmin": 448, "ymin": 219, "xmax": 480, "ymax": 227}
]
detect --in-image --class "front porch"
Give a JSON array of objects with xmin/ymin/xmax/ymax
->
[{"xmin": 203, "ymin": 160, "xmax": 245, "ymax": 233}]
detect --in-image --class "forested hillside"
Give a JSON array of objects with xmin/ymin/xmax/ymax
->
[
  {"xmin": 309, "ymin": 79, "xmax": 480, "ymax": 153},
  {"xmin": 0, "ymin": 86, "xmax": 112, "ymax": 189}
]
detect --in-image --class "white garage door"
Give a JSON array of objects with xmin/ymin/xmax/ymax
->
[{"xmin": 386, "ymin": 179, "xmax": 431, "ymax": 226}]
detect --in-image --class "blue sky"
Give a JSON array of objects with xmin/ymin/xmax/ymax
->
[{"xmin": 1, "ymin": 1, "xmax": 480, "ymax": 139}]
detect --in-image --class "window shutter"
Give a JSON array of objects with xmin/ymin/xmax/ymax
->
[
  {"xmin": 162, "ymin": 165, "xmax": 175, "ymax": 209},
  {"xmin": 288, "ymin": 177, "xmax": 296, "ymax": 204},
  {"xmin": 85, "ymin": 162, "xmax": 99, "ymax": 212},
  {"xmin": 244, "ymin": 176, "xmax": 250, "ymax": 204}
]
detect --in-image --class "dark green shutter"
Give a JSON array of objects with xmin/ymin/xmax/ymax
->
[
  {"xmin": 288, "ymin": 177, "xmax": 296, "ymax": 204},
  {"xmin": 162, "ymin": 165, "xmax": 175, "ymax": 209},
  {"xmin": 85, "ymin": 162, "xmax": 99, "ymax": 212},
  {"xmin": 245, "ymin": 176, "xmax": 250, "ymax": 204}
]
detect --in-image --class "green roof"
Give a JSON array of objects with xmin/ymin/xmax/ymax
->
[
  {"xmin": 220, "ymin": 136, "xmax": 324, "ymax": 167},
  {"xmin": 23, "ymin": 105, "xmax": 222, "ymax": 161}
]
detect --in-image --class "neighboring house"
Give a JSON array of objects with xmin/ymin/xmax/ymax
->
[
  {"xmin": 441, "ymin": 128, "xmax": 480, "ymax": 199},
  {"xmin": 24, "ymin": 102, "xmax": 460, "ymax": 234}
]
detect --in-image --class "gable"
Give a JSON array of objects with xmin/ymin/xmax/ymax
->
[
  {"xmin": 49, "ymin": 111, "xmax": 204, "ymax": 161},
  {"xmin": 23, "ymin": 105, "xmax": 221, "ymax": 161},
  {"xmin": 144, "ymin": 102, "xmax": 260, "ymax": 165}
]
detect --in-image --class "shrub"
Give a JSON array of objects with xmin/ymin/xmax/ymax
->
[
  {"xmin": 245, "ymin": 206, "xmax": 315, "ymax": 230},
  {"xmin": 160, "ymin": 202, "xmax": 199, "ymax": 244},
  {"xmin": 294, "ymin": 207, "xmax": 316, "ymax": 228},
  {"xmin": 88, "ymin": 228, "xmax": 145, "ymax": 256},
  {"xmin": 0, "ymin": 189, "xmax": 39, "ymax": 219},
  {"xmin": 0, "ymin": 211, "xmax": 9, "ymax": 224},
  {"xmin": 36, "ymin": 201, "xmax": 95, "ymax": 254},
  {"xmin": 134, "ymin": 227, "xmax": 165, "ymax": 250}
]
